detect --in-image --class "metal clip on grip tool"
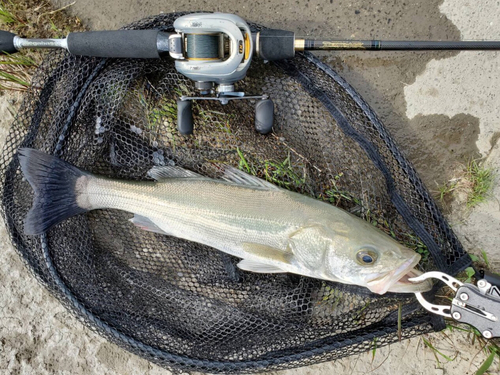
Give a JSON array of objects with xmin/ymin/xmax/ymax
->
[{"xmin": 410, "ymin": 271, "xmax": 500, "ymax": 338}]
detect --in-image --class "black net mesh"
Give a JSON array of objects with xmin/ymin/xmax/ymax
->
[{"xmin": 0, "ymin": 13, "xmax": 471, "ymax": 373}]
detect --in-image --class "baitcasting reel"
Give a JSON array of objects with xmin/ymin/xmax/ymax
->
[
  {"xmin": 168, "ymin": 13, "xmax": 275, "ymax": 135},
  {"xmin": 2, "ymin": 12, "xmax": 500, "ymax": 135}
]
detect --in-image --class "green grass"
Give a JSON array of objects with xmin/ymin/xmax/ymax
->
[
  {"xmin": 0, "ymin": 0, "xmax": 84, "ymax": 92},
  {"xmin": 463, "ymin": 266, "xmax": 476, "ymax": 283},
  {"xmin": 0, "ymin": 52, "xmax": 36, "ymax": 90},
  {"xmin": 237, "ymin": 147, "xmax": 256, "ymax": 175},
  {"xmin": 436, "ymin": 159, "xmax": 494, "ymax": 209},
  {"xmin": 466, "ymin": 160, "xmax": 494, "ymax": 208},
  {"xmin": 476, "ymin": 348, "xmax": 498, "ymax": 375},
  {"xmin": 263, "ymin": 154, "xmax": 306, "ymax": 189},
  {"xmin": 148, "ymin": 100, "xmax": 177, "ymax": 125},
  {"xmin": 402, "ymin": 233, "xmax": 430, "ymax": 265},
  {"xmin": 437, "ymin": 179, "xmax": 458, "ymax": 202},
  {"xmin": 318, "ymin": 284, "xmax": 343, "ymax": 310},
  {"xmin": 0, "ymin": 1, "xmax": 21, "ymax": 25},
  {"xmin": 236, "ymin": 148, "xmax": 307, "ymax": 190},
  {"xmin": 371, "ymin": 337, "xmax": 378, "ymax": 363},
  {"xmin": 422, "ymin": 336, "xmax": 457, "ymax": 367},
  {"xmin": 397, "ymin": 302, "xmax": 402, "ymax": 341},
  {"xmin": 352, "ymin": 301, "xmax": 370, "ymax": 325},
  {"xmin": 464, "ymin": 249, "xmax": 492, "ymax": 283},
  {"xmin": 323, "ymin": 172, "xmax": 362, "ymax": 207},
  {"xmin": 481, "ymin": 249, "xmax": 490, "ymax": 268},
  {"xmin": 198, "ymin": 108, "xmax": 234, "ymax": 135},
  {"xmin": 324, "ymin": 173, "xmax": 363, "ymax": 207}
]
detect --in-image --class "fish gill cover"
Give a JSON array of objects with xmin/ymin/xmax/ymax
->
[{"xmin": 0, "ymin": 13, "xmax": 470, "ymax": 374}]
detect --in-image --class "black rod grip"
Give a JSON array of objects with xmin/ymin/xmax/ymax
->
[
  {"xmin": 0, "ymin": 30, "xmax": 17, "ymax": 54},
  {"xmin": 258, "ymin": 29, "xmax": 295, "ymax": 61},
  {"xmin": 67, "ymin": 30, "xmax": 161, "ymax": 58}
]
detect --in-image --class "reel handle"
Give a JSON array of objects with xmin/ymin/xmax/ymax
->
[
  {"xmin": 255, "ymin": 99, "xmax": 274, "ymax": 134},
  {"xmin": 0, "ymin": 30, "xmax": 17, "ymax": 54},
  {"xmin": 177, "ymin": 100, "xmax": 194, "ymax": 135}
]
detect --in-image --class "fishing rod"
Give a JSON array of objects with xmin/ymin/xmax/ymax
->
[{"xmin": 2, "ymin": 12, "xmax": 500, "ymax": 135}]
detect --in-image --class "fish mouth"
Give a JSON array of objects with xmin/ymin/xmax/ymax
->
[{"xmin": 366, "ymin": 255, "xmax": 432, "ymax": 294}]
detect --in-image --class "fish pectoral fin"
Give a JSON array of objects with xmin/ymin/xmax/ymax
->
[
  {"xmin": 147, "ymin": 165, "xmax": 205, "ymax": 180},
  {"xmin": 129, "ymin": 215, "xmax": 170, "ymax": 235},
  {"xmin": 239, "ymin": 243, "xmax": 292, "ymax": 273},
  {"xmin": 241, "ymin": 242, "xmax": 292, "ymax": 264},
  {"xmin": 237, "ymin": 259, "xmax": 287, "ymax": 273}
]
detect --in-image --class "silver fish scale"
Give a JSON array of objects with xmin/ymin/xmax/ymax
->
[
  {"xmin": 85, "ymin": 177, "xmax": 318, "ymax": 260},
  {"xmin": 82, "ymin": 174, "xmax": 423, "ymax": 290}
]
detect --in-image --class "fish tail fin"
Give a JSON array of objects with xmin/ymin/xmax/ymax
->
[{"xmin": 18, "ymin": 148, "xmax": 91, "ymax": 235}]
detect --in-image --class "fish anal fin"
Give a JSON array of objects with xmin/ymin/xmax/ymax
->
[
  {"xmin": 129, "ymin": 214, "xmax": 169, "ymax": 235},
  {"xmin": 237, "ymin": 259, "xmax": 286, "ymax": 273}
]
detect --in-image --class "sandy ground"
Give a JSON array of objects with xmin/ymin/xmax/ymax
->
[{"xmin": 1, "ymin": 0, "xmax": 500, "ymax": 374}]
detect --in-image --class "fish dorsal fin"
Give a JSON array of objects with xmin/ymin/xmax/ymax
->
[
  {"xmin": 147, "ymin": 165, "xmax": 204, "ymax": 180},
  {"xmin": 237, "ymin": 259, "xmax": 286, "ymax": 273},
  {"xmin": 148, "ymin": 165, "xmax": 280, "ymax": 191},
  {"xmin": 222, "ymin": 166, "xmax": 279, "ymax": 190}
]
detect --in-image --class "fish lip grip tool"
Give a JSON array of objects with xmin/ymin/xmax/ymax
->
[{"xmin": 410, "ymin": 271, "xmax": 500, "ymax": 339}]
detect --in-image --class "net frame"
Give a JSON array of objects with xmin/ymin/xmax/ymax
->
[{"xmin": 0, "ymin": 13, "xmax": 470, "ymax": 374}]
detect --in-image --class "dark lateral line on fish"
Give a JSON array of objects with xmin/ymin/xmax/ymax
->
[{"xmin": 275, "ymin": 54, "xmax": 451, "ymax": 274}]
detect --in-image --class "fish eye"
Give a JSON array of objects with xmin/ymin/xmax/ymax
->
[{"xmin": 356, "ymin": 248, "xmax": 379, "ymax": 265}]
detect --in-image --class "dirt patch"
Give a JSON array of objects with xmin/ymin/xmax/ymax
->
[{"xmin": 405, "ymin": 114, "xmax": 480, "ymax": 187}]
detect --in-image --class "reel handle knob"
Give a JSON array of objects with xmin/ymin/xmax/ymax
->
[
  {"xmin": 255, "ymin": 99, "xmax": 274, "ymax": 134},
  {"xmin": 177, "ymin": 100, "xmax": 194, "ymax": 135},
  {"xmin": 0, "ymin": 30, "xmax": 17, "ymax": 54}
]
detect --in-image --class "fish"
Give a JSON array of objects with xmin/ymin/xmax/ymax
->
[{"xmin": 18, "ymin": 148, "xmax": 432, "ymax": 295}]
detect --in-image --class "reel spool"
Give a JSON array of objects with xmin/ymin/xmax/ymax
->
[{"xmin": 184, "ymin": 33, "xmax": 223, "ymax": 61}]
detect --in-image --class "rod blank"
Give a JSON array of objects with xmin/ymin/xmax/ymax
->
[{"xmin": 299, "ymin": 39, "xmax": 500, "ymax": 51}]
